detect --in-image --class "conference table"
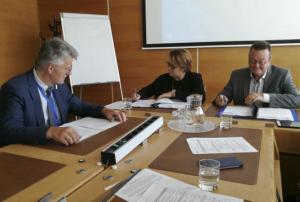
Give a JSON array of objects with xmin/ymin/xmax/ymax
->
[{"xmin": 0, "ymin": 104, "xmax": 299, "ymax": 202}]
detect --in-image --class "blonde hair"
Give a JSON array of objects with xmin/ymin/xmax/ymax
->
[{"xmin": 168, "ymin": 49, "xmax": 192, "ymax": 72}]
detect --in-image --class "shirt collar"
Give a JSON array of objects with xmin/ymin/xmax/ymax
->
[
  {"xmin": 33, "ymin": 69, "xmax": 49, "ymax": 91},
  {"xmin": 250, "ymin": 69, "xmax": 268, "ymax": 81}
]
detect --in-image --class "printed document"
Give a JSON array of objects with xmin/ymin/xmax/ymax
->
[
  {"xmin": 186, "ymin": 137, "xmax": 258, "ymax": 154},
  {"xmin": 256, "ymin": 107, "xmax": 294, "ymax": 121},
  {"xmin": 60, "ymin": 117, "xmax": 119, "ymax": 142},
  {"xmin": 222, "ymin": 106, "xmax": 253, "ymax": 117},
  {"xmin": 105, "ymin": 101, "xmax": 124, "ymax": 110},
  {"xmin": 132, "ymin": 98, "xmax": 186, "ymax": 109},
  {"xmin": 116, "ymin": 169, "xmax": 243, "ymax": 202}
]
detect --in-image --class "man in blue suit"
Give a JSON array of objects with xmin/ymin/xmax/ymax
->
[{"xmin": 0, "ymin": 37, "xmax": 126, "ymax": 146}]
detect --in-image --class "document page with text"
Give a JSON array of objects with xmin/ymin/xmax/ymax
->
[
  {"xmin": 116, "ymin": 169, "xmax": 243, "ymax": 202},
  {"xmin": 60, "ymin": 117, "xmax": 119, "ymax": 142},
  {"xmin": 186, "ymin": 137, "xmax": 258, "ymax": 154}
]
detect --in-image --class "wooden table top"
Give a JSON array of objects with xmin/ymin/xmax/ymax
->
[{"xmin": 2, "ymin": 106, "xmax": 298, "ymax": 201}]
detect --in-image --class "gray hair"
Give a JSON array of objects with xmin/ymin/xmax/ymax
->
[{"xmin": 34, "ymin": 37, "xmax": 78, "ymax": 70}]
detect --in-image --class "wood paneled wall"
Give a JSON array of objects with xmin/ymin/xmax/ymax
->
[
  {"xmin": 110, "ymin": 0, "xmax": 300, "ymax": 103},
  {"xmin": 0, "ymin": 0, "xmax": 40, "ymax": 85},
  {"xmin": 38, "ymin": 0, "xmax": 300, "ymax": 103}
]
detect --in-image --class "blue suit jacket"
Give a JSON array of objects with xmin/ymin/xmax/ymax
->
[{"xmin": 0, "ymin": 70, "xmax": 103, "ymax": 146}]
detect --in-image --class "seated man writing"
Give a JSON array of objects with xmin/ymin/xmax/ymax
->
[
  {"xmin": 214, "ymin": 40, "xmax": 300, "ymax": 109},
  {"xmin": 0, "ymin": 37, "xmax": 126, "ymax": 146}
]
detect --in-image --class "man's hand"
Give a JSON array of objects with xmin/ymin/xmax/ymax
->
[
  {"xmin": 215, "ymin": 94, "xmax": 228, "ymax": 107},
  {"xmin": 102, "ymin": 107, "xmax": 127, "ymax": 122},
  {"xmin": 46, "ymin": 127, "xmax": 80, "ymax": 146},
  {"xmin": 244, "ymin": 93, "xmax": 264, "ymax": 106},
  {"xmin": 157, "ymin": 89, "xmax": 175, "ymax": 100}
]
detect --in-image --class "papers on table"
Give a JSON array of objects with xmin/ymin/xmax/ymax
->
[
  {"xmin": 186, "ymin": 137, "xmax": 258, "ymax": 154},
  {"xmin": 132, "ymin": 98, "xmax": 186, "ymax": 109},
  {"xmin": 105, "ymin": 101, "xmax": 124, "ymax": 110},
  {"xmin": 221, "ymin": 105, "xmax": 296, "ymax": 121},
  {"xmin": 60, "ymin": 117, "xmax": 120, "ymax": 142},
  {"xmin": 131, "ymin": 99, "xmax": 158, "ymax": 107},
  {"xmin": 222, "ymin": 106, "xmax": 254, "ymax": 117},
  {"xmin": 256, "ymin": 107, "xmax": 294, "ymax": 121},
  {"xmin": 105, "ymin": 98, "xmax": 187, "ymax": 109},
  {"xmin": 116, "ymin": 169, "xmax": 243, "ymax": 202}
]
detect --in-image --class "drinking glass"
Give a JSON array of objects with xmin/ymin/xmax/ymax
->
[
  {"xmin": 220, "ymin": 114, "xmax": 233, "ymax": 129},
  {"xmin": 199, "ymin": 159, "xmax": 220, "ymax": 191},
  {"xmin": 122, "ymin": 97, "xmax": 132, "ymax": 110}
]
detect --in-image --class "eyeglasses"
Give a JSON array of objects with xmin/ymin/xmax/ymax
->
[
  {"xmin": 167, "ymin": 61, "xmax": 177, "ymax": 69},
  {"xmin": 53, "ymin": 63, "xmax": 72, "ymax": 72},
  {"xmin": 249, "ymin": 60, "xmax": 269, "ymax": 66}
]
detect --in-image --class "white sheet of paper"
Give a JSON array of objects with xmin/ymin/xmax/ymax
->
[
  {"xmin": 116, "ymin": 169, "xmax": 243, "ymax": 202},
  {"xmin": 223, "ymin": 106, "xmax": 253, "ymax": 117},
  {"xmin": 132, "ymin": 98, "xmax": 186, "ymax": 109},
  {"xmin": 105, "ymin": 101, "xmax": 124, "ymax": 110},
  {"xmin": 186, "ymin": 137, "xmax": 258, "ymax": 154},
  {"xmin": 60, "ymin": 117, "xmax": 119, "ymax": 142},
  {"xmin": 256, "ymin": 107, "xmax": 294, "ymax": 121},
  {"xmin": 158, "ymin": 102, "xmax": 186, "ymax": 109},
  {"xmin": 131, "ymin": 99, "xmax": 156, "ymax": 107}
]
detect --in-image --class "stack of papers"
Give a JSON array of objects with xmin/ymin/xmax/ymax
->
[
  {"xmin": 132, "ymin": 98, "xmax": 186, "ymax": 109},
  {"xmin": 116, "ymin": 169, "xmax": 243, "ymax": 202},
  {"xmin": 60, "ymin": 117, "xmax": 120, "ymax": 142},
  {"xmin": 221, "ymin": 106, "xmax": 295, "ymax": 121},
  {"xmin": 105, "ymin": 99, "xmax": 187, "ymax": 109},
  {"xmin": 105, "ymin": 101, "xmax": 125, "ymax": 110},
  {"xmin": 256, "ymin": 107, "xmax": 294, "ymax": 121},
  {"xmin": 222, "ymin": 106, "xmax": 254, "ymax": 117}
]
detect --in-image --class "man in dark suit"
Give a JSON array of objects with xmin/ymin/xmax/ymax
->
[
  {"xmin": 0, "ymin": 37, "xmax": 126, "ymax": 146},
  {"xmin": 214, "ymin": 40, "xmax": 300, "ymax": 109}
]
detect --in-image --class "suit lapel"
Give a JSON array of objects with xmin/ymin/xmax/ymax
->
[
  {"xmin": 27, "ymin": 71, "xmax": 46, "ymax": 126},
  {"xmin": 263, "ymin": 66, "xmax": 273, "ymax": 92},
  {"xmin": 243, "ymin": 69, "xmax": 251, "ymax": 100}
]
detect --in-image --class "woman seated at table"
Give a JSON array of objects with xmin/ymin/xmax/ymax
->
[{"xmin": 132, "ymin": 49, "xmax": 206, "ymax": 102}]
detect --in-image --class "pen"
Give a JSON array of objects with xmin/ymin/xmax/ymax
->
[
  {"xmin": 101, "ymin": 169, "xmax": 141, "ymax": 202},
  {"xmin": 104, "ymin": 181, "xmax": 121, "ymax": 191}
]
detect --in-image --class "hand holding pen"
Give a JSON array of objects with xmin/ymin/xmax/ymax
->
[
  {"xmin": 131, "ymin": 88, "xmax": 141, "ymax": 101},
  {"xmin": 215, "ymin": 94, "xmax": 228, "ymax": 106}
]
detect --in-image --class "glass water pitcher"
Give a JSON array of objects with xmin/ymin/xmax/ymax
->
[{"xmin": 186, "ymin": 94, "xmax": 205, "ymax": 126}]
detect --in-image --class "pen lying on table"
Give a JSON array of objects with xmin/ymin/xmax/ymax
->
[{"xmin": 101, "ymin": 169, "xmax": 141, "ymax": 202}]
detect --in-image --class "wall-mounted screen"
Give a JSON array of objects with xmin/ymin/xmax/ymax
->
[{"xmin": 142, "ymin": 0, "xmax": 300, "ymax": 48}]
